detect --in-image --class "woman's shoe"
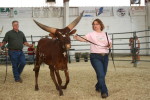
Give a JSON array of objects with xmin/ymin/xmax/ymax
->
[{"xmin": 101, "ymin": 93, "xmax": 108, "ymax": 98}]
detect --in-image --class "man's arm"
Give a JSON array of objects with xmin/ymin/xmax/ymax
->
[
  {"xmin": 24, "ymin": 42, "xmax": 33, "ymax": 48},
  {"xmin": 0, "ymin": 42, "xmax": 7, "ymax": 47},
  {"xmin": 22, "ymin": 32, "xmax": 32, "ymax": 48}
]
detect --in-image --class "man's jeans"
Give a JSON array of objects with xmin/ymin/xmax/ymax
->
[
  {"xmin": 8, "ymin": 50, "xmax": 26, "ymax": 81},
  {"xmin": 90, "ymin": 53, "xmax": 109, "ymax": 95}
]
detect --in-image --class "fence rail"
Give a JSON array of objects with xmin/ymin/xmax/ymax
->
[{"xmin": 0, "ymin": 29, "xmax": 150, "ymax": 67}]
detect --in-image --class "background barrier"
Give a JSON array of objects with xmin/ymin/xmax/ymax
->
[{"xmin": 0, "ymin": 30, "xmax": 150, "ymax": 67}]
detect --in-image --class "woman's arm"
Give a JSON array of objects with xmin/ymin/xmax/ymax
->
[{"xmin": 73, "ymin": 35, "xmax": 87, "ymax": 42}]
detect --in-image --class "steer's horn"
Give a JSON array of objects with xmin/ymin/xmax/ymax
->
[
  {"xmin": 0, "ymin": 26, "xmax": 3, "ymax": 34},
  {"xmin": 67, "ymin": 11, "xmax": 84, "ymax": 30},
  {"xmin": 33, "ymin": 19, "xmax": 56, "ymax": 34}
]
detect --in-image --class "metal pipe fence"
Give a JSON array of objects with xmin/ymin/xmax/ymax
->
[{"xmin": 0, "ymin": 30, "xmax": 150, "ymax": 67}]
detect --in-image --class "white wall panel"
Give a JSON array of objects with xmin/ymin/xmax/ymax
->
[{"xmin": 0, "ymin": 7, "xmax": 148, "ymax": 55}]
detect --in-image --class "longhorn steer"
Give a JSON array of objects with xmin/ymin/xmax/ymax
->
[{"xmin": 33, "ymin": 11, "xmax": 83, "ymax": 96}]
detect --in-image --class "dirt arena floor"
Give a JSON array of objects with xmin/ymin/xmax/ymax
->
[{"xmin": 0, "ymin": 56, "xmax": 150, "ymax": 100}]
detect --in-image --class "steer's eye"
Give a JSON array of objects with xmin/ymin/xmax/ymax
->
[
  {"xmin": 62, "ymin": 35, "xmax": 66, "ymax": 37},
  {"xmin": 58, "ymin": 32, "xmax": 62, "ymax": 35}
]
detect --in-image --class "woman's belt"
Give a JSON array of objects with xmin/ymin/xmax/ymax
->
[{"xmin": 91, "ymin": 53, "xmax": 108, "ymax": 56}]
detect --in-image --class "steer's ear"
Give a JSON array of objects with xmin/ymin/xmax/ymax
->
[
  {"xmin": 68, "ymin": 29, "xmax": 77, "ymax": 36},
  {"xmin": 49, "ymin": 33, "xmax": 57, "ymax": 38}
]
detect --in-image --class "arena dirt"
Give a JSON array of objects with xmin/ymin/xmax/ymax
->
[{"xmin": 0, "ymin": 56, "xmax": 150, "ymax": 100}]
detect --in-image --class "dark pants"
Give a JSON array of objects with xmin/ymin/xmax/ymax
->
[
  {"xmin": 8, "ymin": 50, "xmax": 26, "ymax": 81},
  {"xmin": 90, "ymin": 53, "xmax": 109, "ymax": 95}
]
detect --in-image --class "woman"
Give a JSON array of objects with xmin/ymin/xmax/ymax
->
[{"xmin": 74, "ymin": 19, "xmax": 112, "ymax": 98}]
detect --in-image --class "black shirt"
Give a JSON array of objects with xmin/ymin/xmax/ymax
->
[{"xmin": 3, "ymin": 30, "xmax": 27, "ymax": 50}]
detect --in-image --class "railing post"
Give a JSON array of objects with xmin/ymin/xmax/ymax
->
[
  {"xmin": 133, "ymin": 32, "xmax": 137, "ymax": 67},
  {"xmin": 112, "ymin": 34, "xmax": 114, "ymax": 60},
  {"xmin": 67, "ymin": 50, "xmax": 71, "ymax": 63}
]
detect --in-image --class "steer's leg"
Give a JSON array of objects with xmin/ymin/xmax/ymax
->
[
  {"xmin": 34, "ymin": 53, "xmax": 42, "ymax": 91},
  {"xmin": 55, "ymin": 70, "xmax": 62, "ymax": 85},
  {"xmin": 55, "ymin": 70, "xmax": 63, "ymax": 96},
  {"xmin": 49, "ymin": 66, "xmax": 63, "ymax": 95},
  {"xmin": 61, "ymin": 69, "xmax": 69, "ymax": 89},
  {"xmin": 35, "ymin": 65, "xmax": 40, "ymax": 91},
  {"xmin": 33, "ymin": 47, "xmax": 42, "ymax": 71}
]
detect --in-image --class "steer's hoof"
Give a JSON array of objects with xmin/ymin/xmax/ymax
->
[
  {"xmin": 59, "ymin": 92, "xmax": 64, "ymax": 96},
  {"xmin": 35, "ymin": 88, "xmax": 39, "ymax": 91},
  {"xmin": 35, "ymin": 85, "xmax": 39, "ymax": 91}
]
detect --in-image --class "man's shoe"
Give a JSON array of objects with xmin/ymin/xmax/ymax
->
[
  {"xmin": 101, "ymin": 93, "xmax": 108, "ymax": 98},
  {"xmin": 15, "ymin": 78, "xmax": 23, "ymax": 83},
  {"xmin": 15, "ymin": 80, "xmax": 22, "ymax": 83},
  {"xmin": 96, "ymin": 88, "xmax": 101, "ymax": 92}
]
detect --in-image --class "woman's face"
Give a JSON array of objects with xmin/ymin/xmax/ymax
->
[{"xmin": 93, "ymin": 21, "xmax": 101, "ymax": 31}]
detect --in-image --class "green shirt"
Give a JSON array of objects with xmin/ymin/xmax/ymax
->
[{"xmin": 3, "ymin": 30, "xmax": 27, "ymax": 50}]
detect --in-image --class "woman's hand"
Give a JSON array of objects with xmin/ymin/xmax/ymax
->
[
  {"xmin": 73, "ymin": 35, "xmax": 78, "ymax": 40},
  {"xmin": 107, "ymin": 43, "xmax": 112, "ymax": 48}
]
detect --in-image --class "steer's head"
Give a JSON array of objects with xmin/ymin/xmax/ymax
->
[
  {"xmin": 34, "ymin": 11, "xmax": 84, "ymax": 50},
  {"xmin": 51, "ymin": 28, "xmax": 77, "ymax": 50}
]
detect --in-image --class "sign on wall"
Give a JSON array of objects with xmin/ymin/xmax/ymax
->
[
  {"xmin": 0, "ymin": 8, "xmax": 10, "ymax": 18},
  {"xmin": 32, "ymin": 7, "xmax": 61, "ymax": 18},
  {"xmin": 95, "ymin": 7, "xmax": 113, "ymax": 16},
  {"xmin": 13, "ymin": 7, "xmax": 32, "ymax": 18},
  {"xmin": 79, "ymin": 7, "xmax": 113, "ymax": 17},
  {"xmin": 114, "ymin": 7, "xmax": 129, "ymax": 17},
  {"xmin": 79, "ymin": 7, "xmax": 96, "ymax": 17},
  {"xmin": 129, "ymin": 6, "xmax": 146, "ymax": 16},
  {"xmin": 0, "ymin": 8, "xmax": 33, "ymax": 18},
  {"xmin": 116, "ymin": 8, "xmax": 127, "ymax": 17}
]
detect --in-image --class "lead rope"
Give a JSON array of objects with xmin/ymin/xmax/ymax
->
[
  {"xmin": 76, "ymin": 34, "xmax": 107, "ymax": 47},
  {"xmin": 4, "ymin": 48, "xmax": 8, "ymax": 83},
  {"xmin": 105, "ymin": 32, "xmax": 116, "ymax": 71}
]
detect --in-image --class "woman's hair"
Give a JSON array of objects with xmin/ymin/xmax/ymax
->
[{"xmin": 92, "ymin": 19, "xmax": 105, "ymax": 31}]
